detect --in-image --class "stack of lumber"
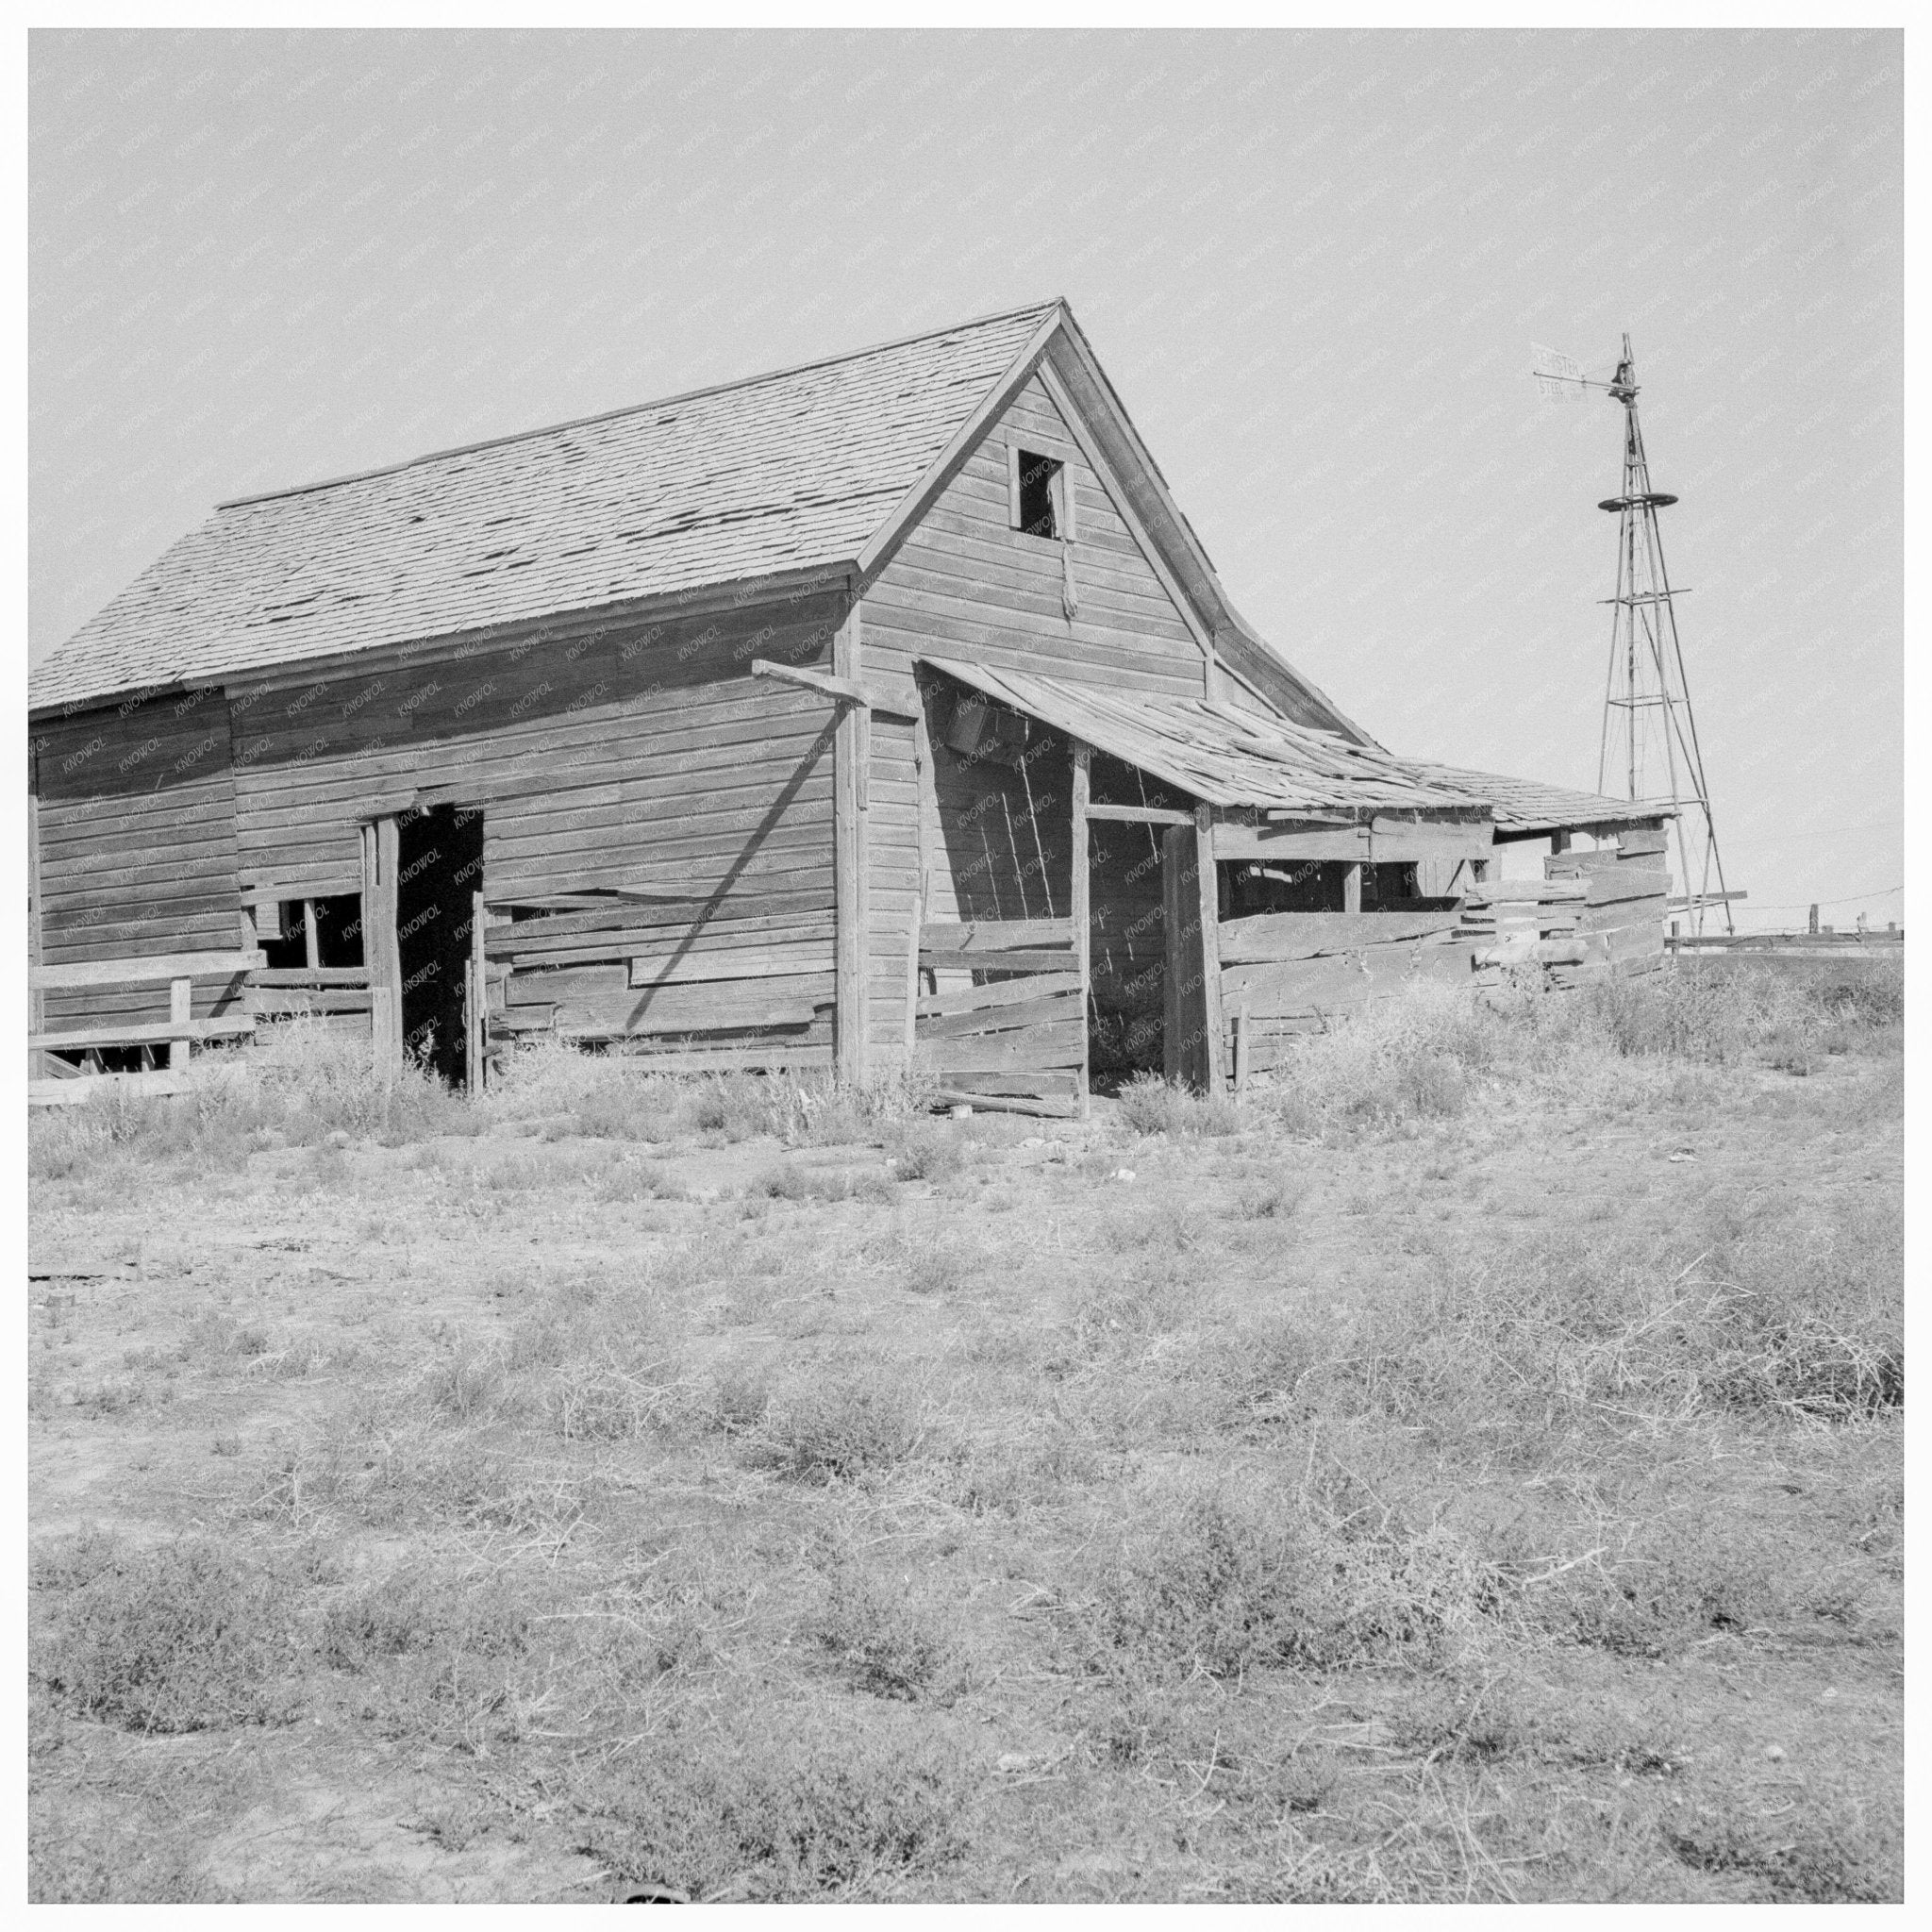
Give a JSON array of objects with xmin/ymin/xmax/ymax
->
[
  {"xmin": 1542, "ymin": 827, "xmax": 1672, "ymax": 984},
  {"xmin": 912, "ymin": 918, "xmax": 1084, "ymax": 1117}
]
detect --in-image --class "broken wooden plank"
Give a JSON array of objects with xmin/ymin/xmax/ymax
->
[
  {"xmin": 915, "ymin": 971, "xmax": 1084, "ymax": 1020},
  {"xmin": 916, "ymin": 989, "xmax": 1085, "ymax": 1042},
  {"xmin": 922, "ymin": 1018, "xmax": 1087, "ymax": 1072}
]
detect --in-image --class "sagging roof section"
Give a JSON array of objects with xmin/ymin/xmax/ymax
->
[
  {"xmin": 924, "ymin": 658, "xmax": 1471, "ymax": 814},
  {"xmin": 30, "ymin": 303, "xmax": 1062, "ymax": 713},
  {"xmin": 923, "ymin": 658, "xmax": 1657, "ymax": 833}
]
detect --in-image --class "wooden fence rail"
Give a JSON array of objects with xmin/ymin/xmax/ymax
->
[{"xmin": 27, "ymin": 949, "xmax": 264, "ymax": 1107}]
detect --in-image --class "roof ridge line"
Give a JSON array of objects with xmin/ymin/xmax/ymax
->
[{"xmin": 215, "ymin": 297, "xmax": 1065, "ymax": 511}]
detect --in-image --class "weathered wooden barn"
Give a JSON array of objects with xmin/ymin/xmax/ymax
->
[{"xmin": 27, "ymin": 300, "xmax": 1670, "ymax": 1114}]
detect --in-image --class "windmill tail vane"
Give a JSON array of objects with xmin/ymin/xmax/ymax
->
[
  {"xmin": 1530, "ymin": 335, "xmax": 1738, "ymax": 939},
  {"xmin": 1531, "ymin": 342, "xmax": 1603, "ymax": 403}
]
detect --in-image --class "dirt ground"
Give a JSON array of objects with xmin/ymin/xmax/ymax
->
[{"xmin": 26, "ymin": 983, "xmax": 1904, "ymax": 1902}]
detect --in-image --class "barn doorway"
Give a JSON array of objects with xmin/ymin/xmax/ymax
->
[{"xmin": 394, "ymin": 804, "xmax": 483, "ymax": 1086}]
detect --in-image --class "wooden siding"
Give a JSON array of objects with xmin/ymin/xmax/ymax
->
[
  {"xmin": 33, "ymin": 691, "xmax": 242, "ymax": 1027},
  {"xmin": 865, "ymin": 375, "xmax": 1208, "ymax": 703},
  {"xmin": 227, "ymin": 595, "xmax": 844, "ymax": 907}
]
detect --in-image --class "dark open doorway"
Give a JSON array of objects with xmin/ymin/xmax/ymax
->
[{"xmin": 395, "ymin": 803, "xmax": 484, "ymax": 1087}]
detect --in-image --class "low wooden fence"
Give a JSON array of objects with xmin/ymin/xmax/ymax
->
[
  {"xmin": 912, "ymin": 918, "xmax": 1087, "ymax": 1118},
  {"xmin": 1213, "ymin": 835, "xmax": 1671, "ymax": 1094},
  {"xmin": 28, "ymin": 949, "xmax": 263, "ymax": 1106}
]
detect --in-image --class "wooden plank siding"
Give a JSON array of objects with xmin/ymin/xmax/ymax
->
[
  {"xmin": 863, "ymin": 375, "xmax": 1208, "ymax": 707},
  {"xmin": 33, "ymin": 691, "xmax": 244, "ymax": 1029},
  {"xmin": 227, "ymin": 596, "xmax": 844, "ymax": 905}
]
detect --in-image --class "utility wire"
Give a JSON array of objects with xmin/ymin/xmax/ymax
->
[{"xmin": 1742, "ymin": 885, "xmax": 1904, "ymax": 912}]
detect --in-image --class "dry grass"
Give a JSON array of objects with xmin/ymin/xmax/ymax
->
[{"xmin": 26, "ymin": 961, "xmax": 1903, "ymax": 1901}]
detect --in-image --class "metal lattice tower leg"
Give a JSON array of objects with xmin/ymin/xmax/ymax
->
[{"xmin": 1595, "ymin": 335, "xmax": 1734, "ymax": 937}]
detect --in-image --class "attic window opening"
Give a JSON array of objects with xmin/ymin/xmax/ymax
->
[{"xmin": 1013, "ymin": 447, "xmax": 1066, "ymax": 541}]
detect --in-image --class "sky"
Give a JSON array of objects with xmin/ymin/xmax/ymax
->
[{"xmin": 28, "ymin": 27, "xmax": 1903, "ymax": 931}]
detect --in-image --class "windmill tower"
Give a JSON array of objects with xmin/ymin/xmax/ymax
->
[{"xmin": 1535, "ymin": 337, "xmax": 1735, "ymax": 935}]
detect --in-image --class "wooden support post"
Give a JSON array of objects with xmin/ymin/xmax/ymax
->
[
  {"xmin": 1234, "ymin": 991, "xmax": 1251, "ymax": 1100},
  {"xmin": 904, "ymin": 889, "xmax": 924, "ymax": 1076},
  {"xmin": 1195, "ymin": 808, "xmax": 1225, "ymax": 1098},
  {"xmin": 304, "ymin": 898, "xmax": 321, "ymax": 971},
  {"xmin": 28, "ymin": 792, "xmax": 44, "ymax": 1082},
  {"xmin": 468, "ymin": 890, "xmax": 488, "ymax": 1092},
  {"xmin": 1071, "ymin": 741, "xmax": 1091, "ymax": 1121},
  {"xmin": 363, "ymin": 818, "xmax": 404, "ymax": 1075},
  {"xmin": 906, "ymin": 697, "xmax": 932, "ymax": 1076},
  {"xmin": 1161, "ymin": 824, "xmax": 1186, "ymax": 1086},
  {"xmin": 1161, "ymin": 812, "xmax": 1224, "ymax": 1096},
  {"xmin": 1550, "ymin": 829, "xmax": 1572, "ymax": 856},
  {"xmin": 168, "ymin": 976, "xmax": 192, "ymax": 1074},
  {"xmin": 832, "ymin": 598, "xmax": 869, "ymax": 1088},
  {"xmin": 1341, "ymin": 861, "xmax": 1363, "ymax": 914}
]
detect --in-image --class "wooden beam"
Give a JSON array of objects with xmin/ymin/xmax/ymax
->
[
  {"xmin": 753, "ymin": 658, "xmax": 868, "ymax": 707},
  {"xmin": 750, "ymin": 658, "xmax": 919, "ymax": 719},
  {"xmin": 304, "ymin": 898, "xmax": 321, "ymax": 972},
  {"xmin": 1086, "ymin": 802, "xmax": 1194, "ymax": 826},
  {"xmin": 1214, "ymin": 823, "xmax": 1372, "ymax": 863},
  {"xmin": 1341, "ymin": 863, "xmax": 1363, "ymax": 915},
  {"xmin": 833, "ymin": 600, "xmax": 869, "ymax": 1087},
  {"xmin": 1071, "ymin": 741, "xmax": 1091, "ymax": 1122},
  {"xmin": 30, "ymin": 949, "xmax": 265, "ymax": 991}
]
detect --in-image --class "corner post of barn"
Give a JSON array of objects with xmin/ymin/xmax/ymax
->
[
  {"xmin": 833, "ymin": 591, "xmax": 870, "ymax": 1089},
  {"xmin": 1070, "ymin": 740, "xmax": 1091, "ymax": 1120}
]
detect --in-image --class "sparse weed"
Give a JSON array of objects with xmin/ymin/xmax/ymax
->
[
  {"xmin": 747, "ymin": 1370, "xmax": 923, "ymax": 1484},
  {"xmin": 31, "ymin": 1534, "xmax": 304, "ymax": 1733},
  {"xmin": 806, "ymin": 1568, "xmax": 960, "ymax": 1701},
  {"xmin": 1118, "ymin": 1073, "xmax": 1239, "ymax": 1138},
  {"xmin": 571, "ymin": 1714, "xmax": 970, "ymax": 1900}
]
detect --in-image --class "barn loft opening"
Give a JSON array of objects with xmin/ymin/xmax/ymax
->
[
  {"xmin": 1015, "ymin": 448, "xmax": 1063, "ymax": 540},
  {"xmin": 394, "ymin": 803, "xmax": 484, "ymax": 1088}
]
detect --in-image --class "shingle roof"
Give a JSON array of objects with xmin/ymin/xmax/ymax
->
[
  {"xmin": 924, "ymin": 658, "xmax": 1658, "ymax": 830},
  {"xmin": 1393, "ymin": 760, "xmax": 1671, "ymax": 834},
  {"xmin": 31, "ymin": 303, "xmax": 1059, "ymax": 713}
]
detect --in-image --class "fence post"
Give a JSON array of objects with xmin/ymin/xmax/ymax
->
[{"xmin": 168, "ymin": 977, "xmax": 192, "ymax": 1073}]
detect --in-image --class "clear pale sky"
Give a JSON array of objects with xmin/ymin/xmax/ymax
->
[{"xmin": 29, "ymin": 28, "xmax": 1902, "ymax": 930}]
